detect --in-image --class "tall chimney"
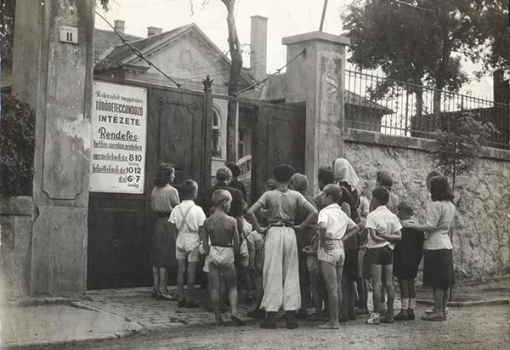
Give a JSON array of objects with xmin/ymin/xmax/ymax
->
[
  {"xmin": 250, "ymin": 15, "xmax": 268, "ymax": 82},
  {"xmin": 114, "ymin": 20, "xmax": 125, "ymax": 34},
  {"xmin": 147, "ymin": 26, "xmax": 163, "ymax": 37}
]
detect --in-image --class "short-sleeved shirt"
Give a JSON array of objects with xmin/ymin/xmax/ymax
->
[
  {"xmin": 424, "ymin": 201, "xmax": 455, "ymax": 250},
  {"xmin": 256, "ymin": 189, "xmax": 308, "ymax": 225},
  {"xmin": 169, "ymin": 200, "xmax": 206, "ymax": 233},
  {"xmin": 318, "ymin": 203, "xmax": 357, "ymax": 241},
  {"xmin": 151, "ymin": 184, "xmax": 180, "ymax": 213},
  {"xmin": 365, "ymin": 205, "xmax": 402, "ymax": 249}
]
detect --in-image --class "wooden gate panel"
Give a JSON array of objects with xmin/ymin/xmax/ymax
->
[
  {"xmin": 252, "ymin": 103, "xmax": 305, "ymax": 200},
  {"xmin": 88, "ymin": 81, "xmax": 209, "ymax": 289}
]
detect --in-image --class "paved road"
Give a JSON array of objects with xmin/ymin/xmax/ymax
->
[{"xmin": 21, "ymin": 305, "xmax": 510, "ymax": 350}]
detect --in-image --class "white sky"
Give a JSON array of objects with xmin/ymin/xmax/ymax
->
[{"xmin": 95, "ymin": 0, "xmax": 494, "ymax": 98}]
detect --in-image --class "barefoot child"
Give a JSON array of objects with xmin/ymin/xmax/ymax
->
[
  {"xmin": 317, "ymin": 184, "xmax": 359, "ymax": 329},
  {"xmin": 203, "ymin": 190, "xmax": 245, "ymax": 326},
  {"xmin": 303, "ymin": 234, "xmax": 322, "ymax": 321},
  {"xmin": 247, "ymin": 164, "xmax": 318, "ymax": 329},
  {"xmin": 246, "ymin": 228, "xmax": 266, "ymax": 319},
  {"xmin": 365, "ymin": 187, "xmax": 402, "ymax": 325},
  {"xmin": 169, "ymin": 180, "xmax": 206, "ymax": 308},
  {"xmin": 393, "ymin": 202, "xmax": 424, "ymax": 321}
]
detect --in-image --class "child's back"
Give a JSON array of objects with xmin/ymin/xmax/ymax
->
[
  {"xmin": 365, "ymin": 205, "xmax": 401, "ymax": 249},
  {"xmin": 205, "ymin": 211, "xmax": 237, "ymax": 247}
]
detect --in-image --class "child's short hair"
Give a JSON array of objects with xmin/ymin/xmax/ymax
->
[
  {"xmin": 226, "ymin": 163, "xmax": 241, "ymax": 178},
  {"xmin": 264, "ymin": 179, "xmax": 276, "ymax": 191},
  {"xmin": 212, "ymin": 189, "xmax": 232, "ymax": 207},
  {"xmin": 216, "ymin": 167, "xmax": 232, "ymax": 183},
  {"xmin": 181, "ymin": 179, "xmax": 198, "ymax": 200},
  {"xmin": 323, "ymin": 184, "xmax": 342, "ymax": 203},
  {"xmin": 372, "ymin": 187, "xmax": 389, "ymax": 206},
  {"xmin": 397, "ymin": 201, "xmax": 414, "ymax": 216},
  {"xmin": 318, "ymin": 166, "xmax": 334, "ymax": 186},
  {"xmin": 376, "ymin": 171, "xmax": 393, "ymax": 189},
  {"xmin": 273, "ymin": 164, "xmax": 295, "ymax": 183}
]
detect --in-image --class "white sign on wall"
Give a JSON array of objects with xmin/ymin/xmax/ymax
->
[{"xmin": 90, "ymin": 81, "xmax": 147, "ymax": 194}]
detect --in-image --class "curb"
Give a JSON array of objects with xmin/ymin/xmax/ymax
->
[
  {"xmin": 416, "ymin": 299, "xmax": 509, "ymax": 307},
  {"xmin": 3, "ymin": 329, "xmax": 140, "ymax": 349}
]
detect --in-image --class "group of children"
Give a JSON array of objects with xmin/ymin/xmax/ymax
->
[{"xmin": 162, "ymin": 160, "xmax": 450, "ymax": 329}]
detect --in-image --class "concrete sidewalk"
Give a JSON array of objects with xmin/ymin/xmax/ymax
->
[{"xmin": 0, "ymin": 303, "xmax": 141, "ymax": 348}]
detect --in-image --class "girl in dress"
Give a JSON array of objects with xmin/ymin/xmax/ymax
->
[
  {"xmin": 150, "ymin": 163, "xmax": 180, "ymax": 300},
  {"xmin": 402, "ymin": 176, "xmax": 455, "ymax": 321}
]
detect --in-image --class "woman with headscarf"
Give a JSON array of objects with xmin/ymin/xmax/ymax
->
[
  {"xmin": 333, "ymin": 158, "xmax": 361, "ymax": 322},
  {"xmin": 289, "ymin": 173, "xmax": 318, "ymax": 319}
]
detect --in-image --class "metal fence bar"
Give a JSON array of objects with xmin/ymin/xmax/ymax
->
[{"xmin": 345, "ymin": 69, "xmax": 510, "ymax": 150}]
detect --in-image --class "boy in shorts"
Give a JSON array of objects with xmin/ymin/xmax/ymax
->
[
  {"xmin": 393, "ymin": 202, "xmax": 424, "ymax": 321},
  {"xmin": 317, "ymin": 184, "xmax": 359, "ymax": 329},
  {"xmin": 203, "ymin": 190, "xmax": 245, "ymax": 326},
  {"xmin": 169, "ymin": 180, "xmax": 206, "ymax": 308},
  {"xmin": 365, "ymin": 187, "xmax": 402, "ymax": 325}
]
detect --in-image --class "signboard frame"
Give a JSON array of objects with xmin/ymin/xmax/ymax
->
[{"xmin": 90, "ymin": 81, "xmax": 148, "ymax": 194}]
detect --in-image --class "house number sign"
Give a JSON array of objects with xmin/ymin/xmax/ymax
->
[{"xmin": 59, "ymin": 26, "xmax": 78, "ymax": 44}]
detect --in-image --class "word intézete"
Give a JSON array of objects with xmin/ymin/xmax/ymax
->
[
  {"xmin": 97, "ymin": 114, "xmax": 141, "ymax": 126},
  {"xmin": 98, "ymin": 127, "xmax": 139, "ymax": 142}
]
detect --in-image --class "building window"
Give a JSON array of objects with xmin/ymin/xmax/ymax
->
[
  {"xmin": 212, "ymin": 110, "xmax": 221, "ymax": 157},
  {"xmin": 238, "ymin": 128, "xmax": 245, "ymax": 159}
]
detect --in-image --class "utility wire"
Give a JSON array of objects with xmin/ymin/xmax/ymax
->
[
  {"xmin": 95, "ymin": 11, "xmax": 182, "ymax": 88},
  {"xmin": 235, "ymin": 48, "xmax": 306, "ymax": 96}
]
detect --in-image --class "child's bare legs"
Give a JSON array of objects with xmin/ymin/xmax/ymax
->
[
  {"xmin": 318, "ymin": 261, "xmax": 341, "ymax": 329},
  {"xmin": 370, "ymin": 264, "xmax": 382, "ymax": 313},
  {"xmin": 159, "ymin": 268, "xmax": 169, "ymax": 291},
  {"xmin": 396, "ymin": 278, "xmax": 409, "ymax": 318},
  {"xmin": 209, "ymin": 264, "xmax": 223, "ymax": 324},
  {"xmin": 309, "ymin": 270, "xmax": 323, "ymax": 320},
  {"xmin": 177, "ymin": 259, "xmax": 187, "ymax": 301},
  {"xmin": 442, "ymin": 287, "xmax": 449, "ymax": 315},
  {"xmin": 152, "ymin": 267, "xmax": 160, "ymax": 292},
  {"xmin": 432, "ymin": 286, "xmax": 449, "ymax": 315},
  {"xmin": 187, "ymin": 262, "xmax": 197, "ymax": 303},
  {"xmin": 224, "ymin": 263, "xmax": 246, "ymax": 326},
  {"xmin": 383, "ymin": 264, "xmax": 395, "ymax": 321}
]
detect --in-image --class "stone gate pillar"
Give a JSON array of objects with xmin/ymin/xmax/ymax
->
[
  {"xmin": 283, "ymin": 32, "xmax": 350, "ymax": 193},
  {"xmin": 12, "ymin": 0, "xmax": 95, "ymax": 296}
]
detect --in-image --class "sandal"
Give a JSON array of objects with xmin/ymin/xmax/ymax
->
[{"xmin": 421, "ymin": 313, "xmax": 444, "ymax": 321}]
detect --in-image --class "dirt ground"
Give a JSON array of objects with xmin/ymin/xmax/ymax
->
[{"xmin": 22, "ymin": 304, "xmax": 509, "ymax": 350}]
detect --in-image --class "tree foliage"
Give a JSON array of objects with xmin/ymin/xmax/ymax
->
[
  {"xmin": 433, "ymin": 112, "xmax": 495, "ymax": 192},
  {"xmin": 342, "ymin": 0, "xmax": 509, "ymax": 112},
  {"xmin": 0, "ymin": 94, "xmax": 36, "ymax": 197},
  {"xmin": 0, "ymin": 0, "xmax": 16, "ymax": 70}
]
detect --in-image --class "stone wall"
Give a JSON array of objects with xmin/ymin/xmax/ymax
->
[
  {"xmin": 0, "ymin": 197, "xmax": 33, "ymax": 303},
  {"xmin": 344, "ymin": 128, "xmax": 510, "ymax": 279}
]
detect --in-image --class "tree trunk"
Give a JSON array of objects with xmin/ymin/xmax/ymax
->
[{"xmin": 221, "ymin": 0, "xmax": 243, "ymax": 163}]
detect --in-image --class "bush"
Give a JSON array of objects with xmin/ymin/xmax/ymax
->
[{"xmin": 0, "ymin": 93, "xmax": 35, "ymax": 197}]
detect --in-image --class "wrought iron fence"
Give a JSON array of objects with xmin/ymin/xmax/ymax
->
[{"xmin": 345, "ymin": 70, "xmax": 510, "ymax": 150}]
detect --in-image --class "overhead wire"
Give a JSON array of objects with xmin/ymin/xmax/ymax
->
[{"xmin": 95, "ymin": 10, "xmax": 182, "ymax": 88}]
